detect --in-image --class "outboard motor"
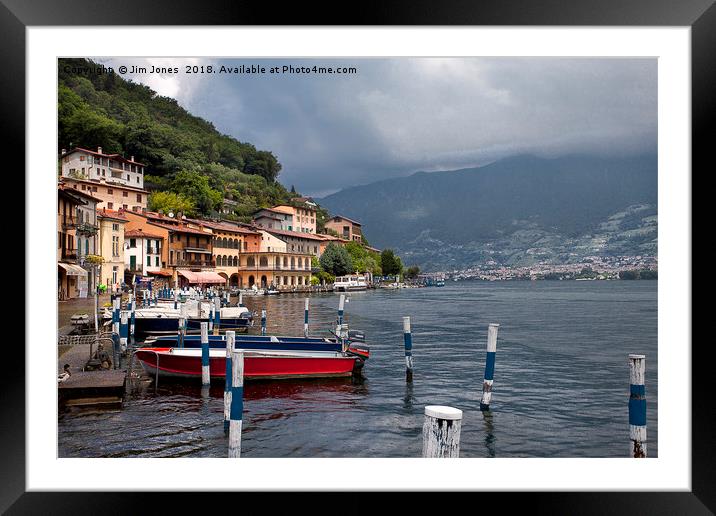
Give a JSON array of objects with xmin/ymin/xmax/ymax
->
[
  {"xmin": 346, "ymin": 330, "xmax": 369, "ymax": 360},
  {"xmin": 347, "ymin": 330, "xmax": 365, "ymax": 342}
]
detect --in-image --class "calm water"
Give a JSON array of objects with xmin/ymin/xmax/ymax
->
[{"xmin": 58, "ymin": 280, "xmax": 658, "ymax": 458}]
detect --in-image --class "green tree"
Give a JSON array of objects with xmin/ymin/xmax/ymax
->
[
  {"xmin": 171, "ymin": 170, "xmax": 223, "ymax": 215},
  {"xmin": 319, "ymin": 243, "xmax": 353, "ymax": 276},
  {"xmin": 381, "ymin": 249, "xmax": 403, "ymax": 276},
  {"xmin": 405, "ymin": 265, "xmax": 420, "ymax": 279},
  {"xmin": 148, "ymin": 191, "xmax": 196, "ymax": 215}
]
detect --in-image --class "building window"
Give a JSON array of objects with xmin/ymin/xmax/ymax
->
[
  {"xmin": 155, "ymin": 256, "xmax": 159, "ymax": 267},
  {"xmin": 107, "ymin": 188, "xmax": 113, "ymax": 194},
  {"xmin": 129, "ymin": 238, "xmax": 136, "ymax": 248},
  {"xmin": 92, "ymin": 186, "xmax": 98, "ymax": 192},
  {"xmin": 107, "ymin": 202, "xmax": 113, "ymax": 209},
  {"xmin": 147, "ymin": 255, "xmax": 151, "ymax": 266},
  {"xmin": 123, "ymin": 191, "xmax": 128, "ymax": 197},
  {"xmin": 112, "ymin": 223, "xmax": 119, "ymax": 231}
]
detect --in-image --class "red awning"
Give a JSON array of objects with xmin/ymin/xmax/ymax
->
[
  {"xmin": 177, "ymin": 270, "xmax": 226, "ymax": 284},
  {"xmin": 148, "ymin": 269, "xmax": 173, "ymax": 277}
]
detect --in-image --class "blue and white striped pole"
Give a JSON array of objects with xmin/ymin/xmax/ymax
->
[
  {"xmin": 208, "ymin": 302, "xmax": 215, "ymax": 333},
  {"xmin": 111, "ymin": 318, "xmax": 120, "ymax": 370},
  {"xmin": 304, "ymin": 298, "xmax": 310, "ymax": 337},
  {"xmin": 337, "ymin": 293, "xmax": 345, "ymax": 333},
  {"xmin": 214, "ymin": 297, "xmax": 221, "ymax": 335},
  {"xmin": 224, "ymin": 330, "xmax": 235, "ymax": 434},
  {"xmin": 228, "ymin": 348, "xmax": 244, "ymax": 458},
  {"xmin": 119, "ymin": 311, "xmax": 129, "ymax": 354},
  {"xmin": 129, "ymin": 295, "xmax": 136, "ymax": 345},
  {"xmin": 480, "ymin": 323, "xmax": 500, "ymax": 411},
  {"xmin": 260, "ymin": 309, "xmax": 267, "ymax": 336},
  {"xmin": 201, "ymin": 322, "xmax": 210, "ymax": 385},
  {"xmin": 628, "ymin": 354, "xmax": 647, "ymax": 458},
  {"xmin": 403, "ymin": 316, "xmax": 414, "ymax": 382},
  {"xmin": 112, "ymin": 297, "xmax": 120, "ymax": 328}
]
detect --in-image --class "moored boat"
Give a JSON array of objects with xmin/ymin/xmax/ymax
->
[{"xmin": 135, "ymin": 347, "xmax": 366, "ymax": 381}]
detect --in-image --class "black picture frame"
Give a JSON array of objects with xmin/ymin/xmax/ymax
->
[{"xmin": 4, "ymin": 0, "xmax": 706, "ymax": 513}]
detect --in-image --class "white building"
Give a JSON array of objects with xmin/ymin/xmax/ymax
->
[
  {"xmin": 124, "ymin": 228, "xmax": 164, "ymax": 277},
  {"xmin": 61, "ymin": 146, "xmax": 146, "ymax": 189}
]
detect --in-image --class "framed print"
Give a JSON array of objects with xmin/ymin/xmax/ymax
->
[{"xmin": 3, "ymin": 0, "xmax": 708, "ymax": 512}]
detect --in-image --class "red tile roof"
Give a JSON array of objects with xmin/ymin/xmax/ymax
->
[
  {"xmin": 62, "ymin": 147, "xmax": 146, "ymax": 166},
  {"xmin": 328, "ymin": 215, "xmax": 362, "ymax": 226},
  {"xmin": 124, "ymin": 228, "xmax": 164, "ymax": 239},
  {"xmin": 262, "ymin": 228, "xmax": 327, "ymax": 241},
  {"xmin": 97, "ymin": 208, "xmax": 128, "ymax": 221}
]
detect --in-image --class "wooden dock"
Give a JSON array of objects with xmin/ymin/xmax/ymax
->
[{"xmin": 58, "ymin": 370, "xmax": 127, "ymax": 403}]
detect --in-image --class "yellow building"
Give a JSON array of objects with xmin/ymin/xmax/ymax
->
[
  {"xmin": 97, "ymin": 208, "xmax": 128, "ymax": 291},
  {"xmin": 237, "ymin": 251, "xmax": 312, "ymax": 290},
  {"xmin": 197, "ymin": 219, "xmax": 262, "ymax": 287}
]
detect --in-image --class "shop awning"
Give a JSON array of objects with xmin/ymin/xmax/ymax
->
[
  {"xmin": 58, "ymin": 263, "xmax": 87, "ymax": 276},
  {"xmin": 177, "ymin": 270, "xmax": 226, "ymax": 284},
  {"xmin": 148, "ymin": 269, "xmax": 173, "ymax": 277}
]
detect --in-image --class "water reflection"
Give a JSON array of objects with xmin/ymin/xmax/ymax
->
[
  {"xmin": 482, "ymin": 411, "xmax": 496, "ymax": 457},
  {"xmin": 403, "ymin": 381, "xmax": 415, "ymax": 411}
]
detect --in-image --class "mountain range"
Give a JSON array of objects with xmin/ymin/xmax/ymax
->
[{"xmin": 318, "ymin": 154, "xmax": 657, "ymax": 271}]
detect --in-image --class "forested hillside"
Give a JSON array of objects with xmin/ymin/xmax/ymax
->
[{"xmin": 58, "ymin": 58, "xmax": 294, "ymax": 218}]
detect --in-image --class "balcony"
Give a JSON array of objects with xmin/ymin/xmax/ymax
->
[
  {"xmin": 62, "ymin": 250, "xmax": 78, "ymax": 260},
  {"xmin": 183, "ymin": 245, "xmax": 211, "ymax": 253},
  {"xmin": 171, "ymin": 259, "xmax": 213, "ymax": 268},
  {"xmin": 61, "ymin": 217, "xmax": 77, "ymax": 230},
  {"xmin": 75, "ymin": 222, "xmax": 98, "ymax": 235}
]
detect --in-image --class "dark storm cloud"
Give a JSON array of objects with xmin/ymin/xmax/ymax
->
[{"xmin": 103, "ymin": 57, "xmax": 657, "ymax": 197}]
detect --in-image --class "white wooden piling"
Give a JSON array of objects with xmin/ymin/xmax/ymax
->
[
  {"xmin": 201, "ymin": 322, "xmax": 210, "ymax": 385},
  {"xmin": 480, "ymin": 323, "xmax": 500, "ymax": 411},
  {"xmin": 228, "ymin": 348, "xmax": 245, "ymax": 458},
  {"xmin": 119, "ymin": 311, "xmax": 129, "ymax": 353},
  {"xmin": 628, "ymin": 354, "xmax": 647, "ymax": 458},
  {"xmin": 238, "ymin": 292, "xmax": 243, "ymax": 307},
  {"xmin": 403, "ymin": 316, "xmax": 414, "ymax": 381},
  {"xmin": 224, "ymin": 331, "xmax": 235, "ymax": 434},
  {"xmin": 422, "ymin": 406, "xmax": 463, "ymax": 458},
  {"xmin": 261, "ymin": 309, "xmax": 267, "ymax": 336},
  {"xmin": 179, "ymin": 303, "xmax": 187, "ymax": 348}
]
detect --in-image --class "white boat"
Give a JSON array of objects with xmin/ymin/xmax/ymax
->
[{"xmin": 334, "ymin": 274, "xmax": 368, "ymax": 292}]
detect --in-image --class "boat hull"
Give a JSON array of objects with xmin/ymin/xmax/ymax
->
[{"xmin": 135, "ymin": 348, "xmax": 362, "ymax": 381}]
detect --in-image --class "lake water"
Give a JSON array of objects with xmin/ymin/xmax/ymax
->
[{"xmin": 58, "ymin": 280, "xmax": 658, "ymax": 458}]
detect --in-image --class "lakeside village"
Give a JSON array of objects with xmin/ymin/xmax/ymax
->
[
  {"xmin": 447, "ymin": 255, "xmax": 658, "ymax": 283},
  {"xmin": 57, "ymin": 146, "xmax": 420, "ymax": 302}
]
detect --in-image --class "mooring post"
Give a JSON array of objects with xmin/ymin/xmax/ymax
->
[
  {"xmin": 201, "ymin": 322, "xmax": 210, "ymax": 385},
  {"xmin": 337, "ymin": 293, "xmax": 346, "ymax": 338},
  {"xmin": 422, "ymin": 406, "xmax": 463, "ymax": 458},
  {"xmin": 174, "ymin": 289, "xmax": 178, "ymax": 310},
  {"xmin": 403, "ymin": 316, "xmax": 414, "ymax": 382},
  {"xmin": 209, "ymin": 301, "xmax": 215, "ymax": 333},
  {"xmin": 304, "ymin": 298, "xmax": 310, "ymax": 337},
  {"xmin": 260, "ymin": 309, "xmax": 267, "ymax": 336},
  {"xmin": 628, "ymin": 354, "xmax": 647, "ymax": 458},
  {"xmin": 224, "ymin": 331, "xmax": 235, "ymax": 434},
  {"xmin": 238, "ymin": 292, "xmax": 243, "ymax": 307},
  {"xmin": 480, "ymin": 323, "xmax": 500, "ymax": 411},
  {"xmin": 214, "ymin": 297, "xmax": 221, "ymax": 336},
  {"xmin": 119, "ymin": 311, "xmax": 129, "ymax": 354},
  {"xmin": 129, "ymin": 295, "xmax": 136, "ymax": 345},
  {"xmin": 228, "ymin": 348, "xmax": 245, "ymax": 458},
  {"xmin": 111, "ymin": 319, "xmax": 120, "ymax": 370}
]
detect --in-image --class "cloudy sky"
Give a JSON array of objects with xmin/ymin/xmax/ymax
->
[{"xmin": 99, "ymin": 57, "xmax": 656, "ymax": 198}]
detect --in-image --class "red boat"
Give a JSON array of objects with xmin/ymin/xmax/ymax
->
[{"xmin": 135, "ymin": 347, "xmax": 365, "ymax": 381}]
